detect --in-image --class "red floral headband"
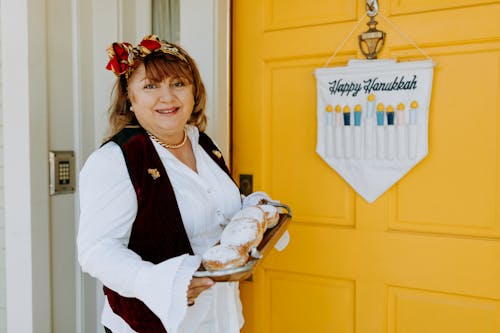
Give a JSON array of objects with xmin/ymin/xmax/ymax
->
[{"xmin": 105, "ymin": 34, "xmax": 189, "ymax": 79}]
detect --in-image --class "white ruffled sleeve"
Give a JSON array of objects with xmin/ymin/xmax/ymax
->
[{"xmin": 133, "ymin": 255, "xmax": 203, "ymax": 333}]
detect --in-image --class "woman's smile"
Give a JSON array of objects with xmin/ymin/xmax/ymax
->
[{"xmin": 155, "ymin": 106, "xmax": 179, "ymax": 114}]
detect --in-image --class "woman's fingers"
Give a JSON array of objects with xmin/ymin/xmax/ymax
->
[{"xmin": 187, "ymin": 277, "xmax": 214, "ymax": 304}]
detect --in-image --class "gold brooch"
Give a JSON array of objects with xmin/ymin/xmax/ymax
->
[
  {"xmin": 148, "ymin": 168, "xmax": 160, "ymax": 180},
  {"xmin": 212, "ymin": 150, "xmax": 222, "ymax": 159}
]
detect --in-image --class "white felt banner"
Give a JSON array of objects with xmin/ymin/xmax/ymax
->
[{"xmin": 315, "ymin": 59, "xmax": 434, "ymax": 203}]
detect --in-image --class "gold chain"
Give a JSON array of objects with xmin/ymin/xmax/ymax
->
[{"xmin": 148, "ymin": 128, "xmax": 188, "ymax": 149}]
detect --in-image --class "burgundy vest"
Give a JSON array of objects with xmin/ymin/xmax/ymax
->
[{"xmin": 104, "ymin": 126, "xmax": 233, "ymax": 333}]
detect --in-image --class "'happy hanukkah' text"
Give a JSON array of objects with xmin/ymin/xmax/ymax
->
[{"xmin": 328, "ymin": 75, "xmax": 418, "ymax": 97}]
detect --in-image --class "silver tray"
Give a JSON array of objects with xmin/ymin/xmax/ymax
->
[{"xmin": 193, "ymin": 201, "xmax": 292, "ymax": 282}]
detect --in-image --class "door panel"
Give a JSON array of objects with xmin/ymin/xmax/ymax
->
[{"xmin": 232, "ymin": 1, "xmax": 500, "ymax": 332}]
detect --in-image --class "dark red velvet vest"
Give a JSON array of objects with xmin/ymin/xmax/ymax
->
[{"xmin": 104, "ymin": 126, "xmax": 233, "ymax": 333}]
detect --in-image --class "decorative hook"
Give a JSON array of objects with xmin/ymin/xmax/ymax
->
[
  {"xmin": 366, "ymin": 0, "xmax": 379, "ymax": 18},
  {"xmin": 358, "ymin": 0, "xmax": 386, "ymax": 59}
]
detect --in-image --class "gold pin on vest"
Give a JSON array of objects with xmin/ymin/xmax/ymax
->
[
  {"xmin": 147, "ymin": 168, "xmax": 160, "ymax": 180},
  {"xmin": 212, "ymin": 150, "xmax": 222, "ymax": 159}
]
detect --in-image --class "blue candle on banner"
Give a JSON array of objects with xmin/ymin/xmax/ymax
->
[
  {"xmin": 376, "ymin": 103, "xmax": 385, "ymax": 126},
  {"xmin": 325, "ymin": 104, "xmax": 333, "ymax": 125},
  {"xmin": 386, "ymin": 105, "xmax": 395, "ymax": 160},
  {"xmin": 386, "ymin": 105, "xmax": 395, "ymax": 125},
  {"xmin": 354, "ymin": 104, "xmax": 362, "ymax": 126},
  {"xmin": 343, "ymin": 105, "xmax": 351, "ymax": 126}
]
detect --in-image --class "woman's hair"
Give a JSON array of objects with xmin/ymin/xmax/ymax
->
[{"xmin": 106, "ymin": 44, "xmax": 207, "ymax": 139}]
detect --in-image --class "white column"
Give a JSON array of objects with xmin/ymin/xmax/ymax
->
[{"xmin": 1, "ymin": 0, "xmax": 51, "ymax": 332}]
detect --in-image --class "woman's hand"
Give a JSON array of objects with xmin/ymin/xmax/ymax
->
[{"xmin": 187, "ymin": 277, "xmax": 214, "ymax": 306}]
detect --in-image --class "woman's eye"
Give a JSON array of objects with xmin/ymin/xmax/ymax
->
[
  {"xmin": 144, "ymin": 83, "xmax": 157, "ymax": 89},
  {"xmin": 172, "ymin": 81, "xmax": 185, "ymax": 88}
]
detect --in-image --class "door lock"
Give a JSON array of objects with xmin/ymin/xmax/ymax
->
[
  {"xmin": 239, "ymin": 174, "xmax": 253, "ymax": 196},
  {"xmin": 49, "ymin": 151, "xmax": 75, "ymax": 195}
]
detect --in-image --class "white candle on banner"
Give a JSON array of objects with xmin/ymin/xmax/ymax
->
[
  {"xmin": 366, "ymin": 93, "xmax": 376, "ymax": 118},
  {"xmin": 334, "ymin": 104, "xmax": 342, "ymax": 158},
  {"xmin": 409, "ymin": 100, "xmax": 418, "ymax": 125},
  {"xmin": 408, "ymin": 100, "xmax": 419, "ymax": 159},
  {"xmin": 397, "ymin": 102, "xmax": 405, "ymax": 125},
  {"xmin": 397, "ymin": 103, "xmax": 407, "ymax": 160},
  {"xmin": 335, "ymin": 104, "xmax": 343, "ymax": 125},
  {"xmin": 325, "ymin": 104, "xmax": 334, "ymax": 157},
  {"xmin": 364, "ymin": 94, "xmax": 376, "ymax": 159},
  {"xmin": 364, "ymin": 118, "xmax": 374, "ymax": 159}
]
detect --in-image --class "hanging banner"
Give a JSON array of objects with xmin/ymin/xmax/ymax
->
[{"xmin": 314, "ymin": 59, "xmax": 434, "ymax": 203}]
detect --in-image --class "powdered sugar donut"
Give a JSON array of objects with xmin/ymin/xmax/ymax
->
[
  {"xmin": 221, "ymin": 217, "xmax": 263, "ymax": 253},
  {"xmin": 231, "ymin": 206, "xmax": 267, "ymax": 233},
  {"xmin": 242, "ymin": 191, "xmax": 272, "ymax": 208},
  {"xmin": 202, "ymin": 244, "xmax": 249, "ymax": 271},
  {"xmin": 258, "ymin": 204, "xmax": 280, "ymax": 228}
]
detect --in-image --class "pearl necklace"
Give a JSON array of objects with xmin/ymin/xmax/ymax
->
[{"xmin": 148, "ymin": 128, "xmax": 188, "ymax": 149}]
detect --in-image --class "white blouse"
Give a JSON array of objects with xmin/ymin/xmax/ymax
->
[{"xmin": 77, "ymin": 126, "xmax": 244, "ymax": 333}]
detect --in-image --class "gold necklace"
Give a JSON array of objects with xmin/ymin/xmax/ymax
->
[{"xmin": 148, "ymin": 128, "xmax": 188, "ymax": 149}]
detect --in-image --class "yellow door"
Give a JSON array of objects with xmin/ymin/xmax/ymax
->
[{"xmin": 232, "ymin": 1, "xmax": 500, "ymax": 332}]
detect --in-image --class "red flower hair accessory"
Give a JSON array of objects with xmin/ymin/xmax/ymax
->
[
  {"xmin": 105, "ymin": 34, "xmax": 189, "ymax": 78},
  {"xmin": 105, "ymin": 42, "xmax": 135, "ymax": 77}
]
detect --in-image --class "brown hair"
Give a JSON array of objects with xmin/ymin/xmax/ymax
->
[{"xmin": 106, "ymin": 44, "xmax": 207, "ymax": 139}]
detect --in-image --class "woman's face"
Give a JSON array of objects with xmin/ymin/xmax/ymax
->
[{"xmin": 127, "ymin": 63, "xmax": 195, "ymax": 138}]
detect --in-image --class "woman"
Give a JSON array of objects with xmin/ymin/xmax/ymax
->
[{"xmin": 77, "ymin": 35, "xmax": 265, "ymax": 333}]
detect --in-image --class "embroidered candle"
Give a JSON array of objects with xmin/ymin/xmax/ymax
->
[
  {"xmin": 325, "ymin": 104, "xmax": 333, "ymax": 126},
  {"xmin": 397, "ymin": 103, "xmax": 405, "ymax": 125},
  {"xmin": 367, "ymin": 93, "xmax": 376, "ymax": 118},
  {"xmin": 354, "ymin": 104, "xmax": 362, "ymax": 126},
  {"xmin": 376, "ymin": 103, "xmax": 385, "ymax": 126},
  {"xmin": 343, "ymin": 105, "xmax": 351, "ymax": 126},
  {"xmin": 386, "ymin": 105, "xmax": 395, "ymax": 125},
  {"xmin": 335, "ymin": 104, "xmax": 342, "ymax": 125},
  {"xmin": 409, "ymin": 100, "xmax": 418, "ymax": 124}
]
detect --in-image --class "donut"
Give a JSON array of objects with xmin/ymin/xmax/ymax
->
[
  {"xmin": 202, "ymin": 244, "xmax": 249, "ymax": 271},
  {"xmin": 258, "ymin": 204, "xmax": 280, "ymax": 228},
  {"xmin": 242, "ymin": 191, "xmax": 271, "ymax": 207},
  {"xmin": 220, "ymin": 217, "xmax": 263, "ymax": 253},
  {"xmin": 231, "ymin": 206, "xmax": 267, "ymax": 233}
]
